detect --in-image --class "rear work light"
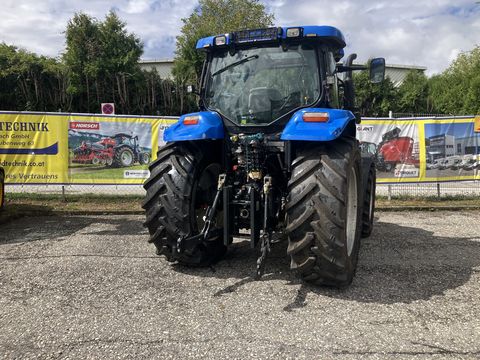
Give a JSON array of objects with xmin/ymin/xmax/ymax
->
[
  {"xmin": 286, "ymin": 27, "xmax": 301, "ymax": 38},
  {"xmin": 214, "ymin": 35, "xmax": 227, "ymax": 46},
  {"xmin": 183, "ymin": 116, "xmax": 199, "ymax": 125},
  {"xmin": 302, "ymin": 112, "xmax": 329, "ymax": 122}
]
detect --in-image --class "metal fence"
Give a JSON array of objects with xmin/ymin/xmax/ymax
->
[
  {"xmin": 376, "ymin": 181, "xmax": 480, "ymax": 198},
  {"xmin": 5, "ymin": 180, "xmax": 480, "ymax": 199}
]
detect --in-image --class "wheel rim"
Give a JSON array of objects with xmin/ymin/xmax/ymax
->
[
  {"xmin": 194, "ymin": 163, "xmax": 221, "ymax": 231},
  {"xmin": 368, "ymin": 176, "xmax": 375, "ymax": 222},
  {"xmin": 345, "ymin": 166, "xmax": 359, "ymax": 256},
  {"xmin": 121, "ymin": 151, "xmax": 133, "ymax": 165}
]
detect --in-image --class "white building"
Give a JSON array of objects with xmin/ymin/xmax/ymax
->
[
  {"xmin": 428, "ymin": 134, "xmax": 455, "ymax": 159},
  {"xmin": 383, "ymin": 64, "xmax": 427, "ymax": 87},
  {"xmin": 455, "ymin": 136, "xmax": 480, "ymax": 155},
  {"xmin": 139, "ymin": 59, "xmax": 175, "ymax": 79},
  {"xmin": 139, "ymin": 59, "xmax": 427, "ymax": 85}
]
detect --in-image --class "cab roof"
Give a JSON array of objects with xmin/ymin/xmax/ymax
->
[{"xmin": 196, "ymin": 26, "xmax": 346, "ymax": 50}]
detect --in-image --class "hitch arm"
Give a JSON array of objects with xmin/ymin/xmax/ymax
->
[
  {"xmin": 256, "ymin": 175, "xmax": 272, "ymax": 279},
  {"xmin": 202, "ymin": 173, "xmax": 227, "ymax": 239},
  {"xmin": 176, "ymin": 174, "xmax": 227, "ymax": 254}
]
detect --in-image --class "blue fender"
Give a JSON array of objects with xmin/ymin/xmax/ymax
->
[
  {"xmin": 280, "ymin": 108, "xmax": 355, "ymax": 141},
  {"xmin": 164, "ymin": 111, "xmax": 225, "ymax": 142}
]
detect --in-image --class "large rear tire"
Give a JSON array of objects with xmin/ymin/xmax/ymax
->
[
  {"xmin": 286, "ymin": 137, "xmax": 363, "ymax": 287},
  {"xmin": 142, "ymin": 142, "xmax": 226, "ymax": 266},
  {"xmin": 113, "ymin": 146, "xmax": 135, "ymax": 167}
]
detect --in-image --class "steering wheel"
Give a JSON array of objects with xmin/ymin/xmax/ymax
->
[{"xmin": 278, "ymin": 91, "xmax": 301, "ymax": 112}]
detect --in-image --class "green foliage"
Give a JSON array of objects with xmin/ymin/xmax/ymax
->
[
  {"xmin": 354, "ymin": 71, "xmax": 398, "ymax": 117},
  {"xmin": 397, "ymin": 70, "xmax": 430, "ymax": 114},
  {"xmin": 63, "ymin": 11, "xmax": 145, "ymax": 113},
  {"xmin": 429, "ymin": 46, "xmax": 480, "ymax": 115},
  {"xmin": 354, "ymin": 46, "xmax": 480, "ymax": 117},
  {"xmin": 173, "ymin": 0, "xmax": 274, "ymax": 83},
  {"xmin": 0, "ymin": 11, "xmax": 186, "ymax": 115},
  {"xmin": 0, "ymin": 43, "xmax": 68, "ymax": 111}
]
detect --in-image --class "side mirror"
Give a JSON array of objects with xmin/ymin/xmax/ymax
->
[{"xmin": 370, "ymin": 58, "xmax": 385, "ymax": 84}]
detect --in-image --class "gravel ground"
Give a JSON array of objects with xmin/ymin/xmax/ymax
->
[{"xmin": 0, "ymin": 211, "xmax": 479, "ymax": 359}]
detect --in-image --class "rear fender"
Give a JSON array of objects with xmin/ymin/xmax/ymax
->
[
  {"xmin": 280, "ymin": 108, "xmax": 355, "ymax": 141},
  {"xmin": 164, "ymin": 111, "xmax": 224, "ymax": 142}
]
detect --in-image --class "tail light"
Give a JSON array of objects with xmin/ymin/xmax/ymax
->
[
  {"xmin": 302, "ymin": 112, "xmax": 329, "ymax": 122},
  {"xmin": 183, "ymin": 116, "xmax": 199, "ymax": 125}
]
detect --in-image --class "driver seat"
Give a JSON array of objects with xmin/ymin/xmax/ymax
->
[{"xmin": 248, "ymin": 87, "xmax": 283, "ymax": 116}]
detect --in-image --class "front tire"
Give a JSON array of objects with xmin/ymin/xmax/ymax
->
[
  {"xmin": 286, "ymin": 137, "xmax": 363, "ymax": 287},
  {"xmin": 142, "ymin": 142, "xmax": 226, "ymax": 266},
  {"xmin": 140, "ymin": 152, "xmax": 150, "ymax": 165}
]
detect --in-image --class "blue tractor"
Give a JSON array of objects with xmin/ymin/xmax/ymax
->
[{"xmin": 143, "ymin": 26, "xmax": 385, "ymax": 287}]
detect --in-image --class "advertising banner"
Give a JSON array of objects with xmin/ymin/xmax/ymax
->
[
  {"xmin": 1, "ymin": 112, "xmax": 478, "ymax": 185},
  {"xmin": 0, "ymin": 113, "xmax": 69, "ymax": 184},
  {"xmin": 358, "ymin": 117, "xmax": 480, "ymax": 183},
  {"xmin": 0, "ymin": 112, "xmax": 177, "ymax": 185}
]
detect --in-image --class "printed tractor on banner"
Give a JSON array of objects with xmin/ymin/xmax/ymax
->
[
  {"xmin": 142, "ymin": 25, "xmax": 386, "ymax": 287},
  {"xmin": 72, "ymin": 133, "xmax": 150, "ymax": 167},
  {"xmin": 360, "ymin": 127, "xmax": 419, "ymax": 172}
]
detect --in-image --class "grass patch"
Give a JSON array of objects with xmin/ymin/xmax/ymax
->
[
  {"xmin": 2, "ymin": 193, "xmax": 479, "ymax": 218},
  {"xmin": 376, "ymin": 195, "xmax": 480, "ymax": 208},
  {"xmin": 7, "ymin": 192, "xmax": 143, "ymax": 201},
  {"xmin": 68, "ymin": 163, "xmax": 99, "ymax": 169},
  {"xmin": 3, "ymin": 193, "xmax": 143, "ymax": 213}
]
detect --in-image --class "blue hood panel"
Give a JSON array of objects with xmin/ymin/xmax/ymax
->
[
  {"xmin": 164, "ymin": 111, "xmax": 225, "ymax": 142},
  {"xmin": 280, "ymin": 108, "xmax": 355, "ymax": 141}
]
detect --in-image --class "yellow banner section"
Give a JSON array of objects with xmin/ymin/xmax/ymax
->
[
  {"xmin": 475, "ymin": 116, "xmax": 480, "ymax": 132},
  {"xmin": 0, "ymin": 112, "xmax": 177, "ymax": 185},
  {"xmin": 0, "ymin": 113, "xmax": 68, "ymax": 183},
  {"xmin": 358, "ymin": 117, "xmax": 480, "ymax": 183}
]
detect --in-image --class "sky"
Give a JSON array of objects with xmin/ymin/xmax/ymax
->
[
  {"xmin": 425, "ymin": 122, "xmax": 477, "ymax": 138},
  {"xmin": 1, "ymin": 0, "xmax": 479, "ymax": 75}
]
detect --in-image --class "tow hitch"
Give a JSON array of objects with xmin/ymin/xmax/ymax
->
[{"xmin": 175, "ymin": 174, "xmax": 227, "ymax": 255}]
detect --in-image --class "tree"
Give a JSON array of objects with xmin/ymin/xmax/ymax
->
[
  {"xmin": 0, "ymin": 43, "xmax": 68, "ymax": 111},
  {"xmin": 98, "ymin": 12, "xmax": 143, "ymax": 113},
  {"xmin": 397, "ymin": 70, "xmax": 430, "ymax": 114},
  {"xmin": 428, "ymin": 46, "xmax": 480, "ymax": 115},
  {"xmin": 63, "ymin": 11, "xmax": 143, "ymax": 113},
  {"xmin": 173, "ymin": 0, "xmax": 274, "ymax": 96},
  {"xmin": 63, "ymin": 13, "xmax": 101, "ymax": 112},
  {"xmin": 354, "ymin": 70, "xmax": 399, "ymax": 117}
]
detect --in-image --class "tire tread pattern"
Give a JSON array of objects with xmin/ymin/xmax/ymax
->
[
  {"xmin": 142, "ymin": 142, "xmax": 225, "ymax": 265},
  {"xmin": 286, "ymin": 138, "xmax": 362, "ymax": 287}
]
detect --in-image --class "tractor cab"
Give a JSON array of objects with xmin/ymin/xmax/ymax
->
[
  {"xmin": 112, "ymin": 133, "xmax": 136, "ymax": 147},
  {"xmin": 187, "ymin": 26, "xmax": 385, "ymax": 134}
]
